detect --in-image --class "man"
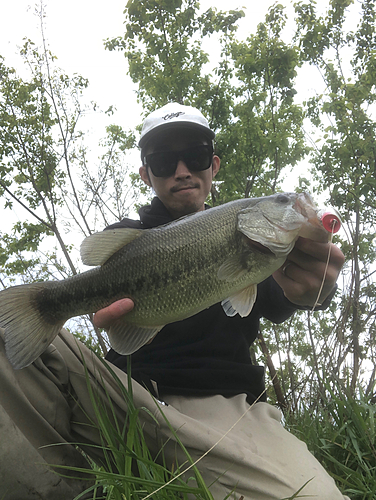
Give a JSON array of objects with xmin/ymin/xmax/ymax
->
[
  {"xmin": 94, "ymin": 103, "xmax": 346, "ymax": 497},
  {"xmin": 97, "ymin": 102, "xmax": 344, "ymax": 402},
  {"xmin": 0, "ymin": 103, "xmax": 347, "ymax": 500}
]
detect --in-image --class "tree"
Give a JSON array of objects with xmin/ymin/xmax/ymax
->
[
  {"xmin": 3, "ymin": 0, "xmax": 375, "ymax": 409},
  {"xmin": 294, "ymin": 0, "xmax": 376, "ymax": 396},
  {"xmin": 214, "ymin": 4, "xmax": 308, "ymax": 204},
  {"xmin": 105, "ymin": 0, "xmax": 243, "ymax": 121},
  {"xmin": 105, "ymin": 0, "xmax": 376, "ymax": 405},
  {"xmin": 0, "ymin": 33, "xmax": 138, "ymax": 352}
]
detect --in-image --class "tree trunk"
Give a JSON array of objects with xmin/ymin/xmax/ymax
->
[{"xmin": 258, "ymin": 330, "xmax": 286, "ymax": 409}]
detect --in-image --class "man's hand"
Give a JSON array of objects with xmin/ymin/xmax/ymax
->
[
  {"xmin": 93, "ymin": 298, "xmax": 134, "ymax": 329},
  {"xmin": 273, "ymin": 237, "xmax": 345, "ymax": 308}
]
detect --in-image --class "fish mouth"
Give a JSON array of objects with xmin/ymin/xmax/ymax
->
[
  {"xmin": 294, "ymin": 192, "xmax": 320, "ymax": 224},
  {"xmin": 245, "ymin": 238, "xmax": 274, "ymax": 255}
]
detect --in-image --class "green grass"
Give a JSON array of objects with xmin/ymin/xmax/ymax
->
[{"xmin": 285, "ymin": 383, "xmax": 376, "ymax": 500}]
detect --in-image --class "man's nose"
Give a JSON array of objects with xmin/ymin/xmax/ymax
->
[{"xmin": 174, "ymin": 160, "xmax": 192, "ymax": 178}]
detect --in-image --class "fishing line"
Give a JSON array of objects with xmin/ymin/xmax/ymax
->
[
  {"xmin": 311, "ymin": 231, "xmax": 334, "ymax": 311},
  {"xmin": 311, "ymin": 219, "xmax": 337, "ymax": 312}
]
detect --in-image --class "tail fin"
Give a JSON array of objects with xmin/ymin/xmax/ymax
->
[{"xmin": 0, "ymin": 283, "xmax": 65, "ymax": 369}]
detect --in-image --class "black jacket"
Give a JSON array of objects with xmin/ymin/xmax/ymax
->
[{"xmin": 105, "ymin": 198, "xmax": 306, "ymax": 403}]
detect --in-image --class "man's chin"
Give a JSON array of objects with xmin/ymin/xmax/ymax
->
[{"xmin": 168, "ymin": 198, "xmax": 204, "ymax": 219}]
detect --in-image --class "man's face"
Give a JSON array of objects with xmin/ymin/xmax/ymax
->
[{"xmin": 139, "ymin": 128, "xmax": 220, "ymax": 219}]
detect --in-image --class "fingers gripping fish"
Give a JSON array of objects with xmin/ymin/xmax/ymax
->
[{"xmin": 0, "ymin": 193, "xmax": 331, "ymax": 369}]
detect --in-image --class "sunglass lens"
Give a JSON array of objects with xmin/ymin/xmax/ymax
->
[
  {"xmin": 185, "ymin": 146, "xmax": 212, "ymax": 171},
  {"xmin": 146, "ymin": 145, "xmax": 213, "ymax": 177},
  {"xmin": 148, "ymin": 151, "xmax": 177, "ymax": 177}
]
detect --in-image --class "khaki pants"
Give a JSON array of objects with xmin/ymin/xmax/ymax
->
[{"xmin": 0, "ymin": 328, "xmax": 349, "ymax": 500}]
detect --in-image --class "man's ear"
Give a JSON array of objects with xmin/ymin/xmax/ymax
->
[
  {"xmin": 212, "ymin": 155, "xmax": 220, "ymax": 179},
  {"xmin": 139, "ymin": 165, "xmax": 152, "ymax": 187}
]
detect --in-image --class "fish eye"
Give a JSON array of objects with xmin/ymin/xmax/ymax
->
[{"xmin": 276, "ymin": 194, "xmax": 290, "ymax": 204}]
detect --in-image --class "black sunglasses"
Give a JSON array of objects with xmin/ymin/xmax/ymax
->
[{"xmin": 144, "ymin": 144, "xmax": 213, "ymax": 178}]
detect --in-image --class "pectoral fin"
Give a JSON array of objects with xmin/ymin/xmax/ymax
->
[
  {"xmin": 217, "ymin": 255, "xmax": 249, "ymax": 282},
  {"xmin": 108, "ymin": 322, "xmax": 164, "ymax": 355},
  {"xmin": 81, "ymin": 228, "xmax": 143, "ymax": 266},
  {"xmin": 221, "ymin": 284, "xmax": 257, "ymax": 318}
]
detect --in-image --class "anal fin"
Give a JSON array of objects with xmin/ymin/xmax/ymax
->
[{"xmin": 108, "ymin": 321, "xmax": 164, "ymax": 355}]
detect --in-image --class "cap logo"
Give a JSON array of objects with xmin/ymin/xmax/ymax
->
[{"xmin": 163, "ymin": 111, "xmax": 185, "ymax": 121}]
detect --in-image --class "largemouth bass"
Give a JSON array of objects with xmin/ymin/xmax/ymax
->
[{"xmin": 0, "ymin": 192, "xmax": 329, "ymax": 369}]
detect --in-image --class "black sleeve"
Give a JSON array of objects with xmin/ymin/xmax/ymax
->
[
  {"xmin": 104, "ymin": 218, "xmax": 143, "ymax": 230},
  {"xmin": 256, "ymin": 276, "xmax": 337, "ymax": 324},
  {"xmin": 256, "ymin": 277, "xmax": 298, "ymax": 324}
]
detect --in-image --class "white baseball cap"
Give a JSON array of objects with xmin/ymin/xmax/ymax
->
[{"xmin": 138, "ymin": 102, "xmax": 215, "ymax": 149}]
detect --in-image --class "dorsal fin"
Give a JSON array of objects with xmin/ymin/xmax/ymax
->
[{"xmin": 80, "ymin": 228, "xmax": 143, "ymax": 266}]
